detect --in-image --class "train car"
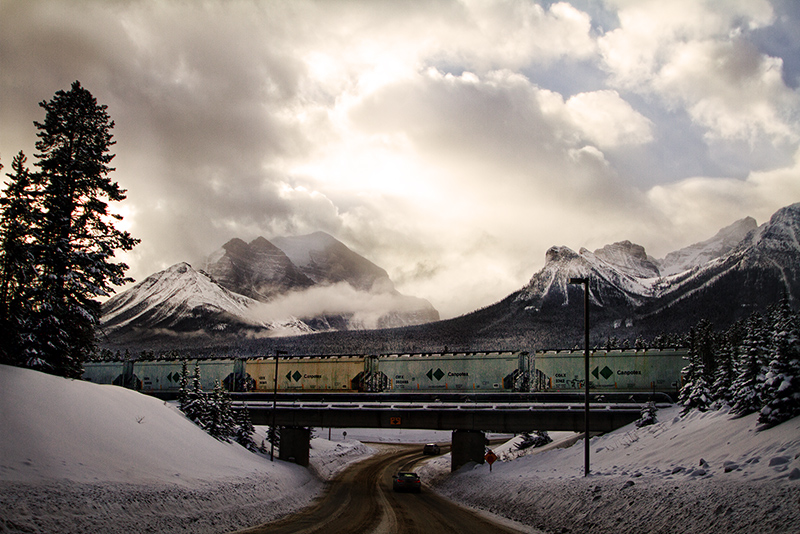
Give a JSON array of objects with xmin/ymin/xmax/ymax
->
[
  {"xmin": 377, "ymin": 351, "xmax": 531, "ymax": 392},
  {"xmin": 534, "ymin": 348, "xmax": 687, "ymax": 394},
  {"xmin": 135, "ymin": 359, "xmax": 242, "ymax": 392},
  {"xmin": 83, "ymin": 359, "xmax": 246, "ymax": 393},
  {"xmin": 82, "ymin": 360, "xmax": 132, "ymax": 387},
  {"xmin": 247, "ymin": 355, "xmax": 369, "ymax": 392}
]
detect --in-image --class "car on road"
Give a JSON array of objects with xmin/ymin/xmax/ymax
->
[
  {"xmin": 392, "ymin": 472, "xmax": 421, "ymax": 493},
  {"xmin": 422, "ymin": 443, "xmax": 440, "ymax": 455}
]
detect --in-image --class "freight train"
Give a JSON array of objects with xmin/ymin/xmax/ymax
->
[{"xmin": 82, "ymin": 348, "xmax": 688, "ymax": 395}]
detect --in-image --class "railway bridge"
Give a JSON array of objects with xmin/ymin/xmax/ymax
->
[{"xmin": 238, "ymin": 393, "xmax": 668, "ymax": 470}]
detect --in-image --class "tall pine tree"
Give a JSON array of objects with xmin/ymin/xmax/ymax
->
[
  {"xmin": 0, "ymin": 152, "xmax": 39, "ymax": 366},
  {"xmin": 679, "ymin": 325, "xmax": 713, "ymax": 414},
  {"xmin": 730, "ymin": 312, "xmax": 770, "ymax": 416},
  {"xmin": 26, "ymin": 81, "xmax": 139, "ymax": 377},
  {"xmin": 758, "ymin": 298, "xmax": 800, "ymax": 427}
]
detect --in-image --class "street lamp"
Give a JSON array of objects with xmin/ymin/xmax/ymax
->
[
  {"xmin": 271, "ymin": 349, "xmax": 287, "ymax": 461},
  {"xmin": 568, "ymin": 277, "xmax": 590, "ymax": 477}
]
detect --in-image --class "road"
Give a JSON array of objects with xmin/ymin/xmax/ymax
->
[{"xmin": 233, "ymin": 443, "xmax": 533, "ymax": 534}]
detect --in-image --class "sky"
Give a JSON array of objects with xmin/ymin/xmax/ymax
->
[{"xmin": 2, "ymin": 0, "xmax": 800, "ymax": 320}]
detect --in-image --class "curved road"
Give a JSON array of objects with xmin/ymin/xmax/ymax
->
[{"xmin": 234, "ymin": 444, "xmax": 531, "ymax": 534}]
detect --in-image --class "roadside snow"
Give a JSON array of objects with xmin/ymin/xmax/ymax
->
[
  {"xmin": 422, "ymin": 406, "xmax": 800, "ymax": 534},
  {"xmin": 0, "ymin": 365, "xmax": 370, "ymax": 534}
]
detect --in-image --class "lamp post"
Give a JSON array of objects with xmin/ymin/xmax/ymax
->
[
  {"xmin": 568, "ymin": 277, "xmax": 590, "ymax": 477},
  {"xmin": 271, "ymin": 349, "xmax": 287, "ymax": 461}
]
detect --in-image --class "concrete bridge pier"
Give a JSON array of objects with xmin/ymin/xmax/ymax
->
[
  {"xmin": 451, "ymin": 429, "xmax": 486, "ymax": 472},
  {"xmin": 279, "ymin": 426, "xmax": 310, "ymax": 466}
]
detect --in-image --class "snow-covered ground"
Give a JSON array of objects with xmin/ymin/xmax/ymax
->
[
  {"xmin": 0, "ymin": 365, "xmax": 370, "ymax": 533},
  {"xmin": 421, "ymin": 406, "xmax": 800, "ymax": 534},
  {"xmin": 2, "ymin": 364, "xmax": 799, "ymax": 533}
]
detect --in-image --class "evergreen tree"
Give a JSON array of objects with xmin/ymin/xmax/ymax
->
[
  {"xmin": 730, "ymin": 313, "xmax": 770, "ymax": 416},
  {"xmin": 636, "ymin": 401, "xmax": 658, "ymax": 427},
  {"xmin": 182, "ymin": 362, "xmax": 210, "ymax": 429},
  {"xmin": 24, "ymin": 81, "xmax": 139, "ymax": 377},
  {"xmin": 711, "ymin": 335, "xmax": 735, "ymax": 407},
  {"xmin": 0, "ymin": 152, "xmax": 39, "ymax": 366},
  {"xmin": 679, "ymin": 326, "xmax": 713, "ymax": 414},
  {"xmin": 693, "ymin": 319, "xmax": 717, "ymax": 380},
  {"xmin": 207, "ymin": 380, "xmax": 236, "ymax": 441},
  {"xmin": 178, "ymin": 359, "xmax": 190, "ymax": 412},
  {"xmin": 758, "ymin": 299, "xmax": 800, "ymax": 427},
  {"xmin": 234, "ymin": 405, "xmax": 258, "ymax": 451}
]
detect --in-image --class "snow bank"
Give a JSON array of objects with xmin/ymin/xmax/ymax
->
[
  {"xmin": 0, "ymin": 365, "xmax": 369, "ymax": 534},
  {"xmin": 427, "ymin": 406, "xmax": 800, "ymax": 534}
]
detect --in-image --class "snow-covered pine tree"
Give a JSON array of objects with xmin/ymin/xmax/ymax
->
[
  {"xmin": 679, "ymin": 326, "xmax": 713, "ymax": 414},
  {"xmin": 234, "ymin": 405, "xmax": 258, "ymax": 451},
  {"xmin": 182, "ymin": 362, "xmax": 210, "ymax": 429},
  {"xmin": 758, "ymin": 299, "xmax": 800, "ymax": 428},
  {"xmin": 694, "ymin": 319, "xmax": 717, "ymax": 381},
  {"xmin": 604, "ymin": 336, "xmax": 620, "ymax": 350},
  {"xmin": 681, "ymin": 368, "xmax": 713, "ymax": 415},
  {"xmin": 18, "ymin": 81, "xmax": 139, "ymax": 377},
  {"xmin": 0, "ymin": 152, "xmax": 39, "ymax": 367},
  {"xmin": 636, "ymin": 401, "xmax": 658, "ymax": 427},
  {"xmin": 178, "ymin": 359, "xmax": 189, "ymax": 412},
  {"xmin": 711, "ymin": 334, "xmax": 736, "ymax": 408},
  {"xmin": 730, "ymin": 312, "xmax": 770, "ymax": 416},
  {"xmin": 207, "ymin": 380, "xmax": 236, "ymax": 442}
]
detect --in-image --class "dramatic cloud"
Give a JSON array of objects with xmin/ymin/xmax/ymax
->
[
  {"xmin": 248, "ymin": 282, "xmax": 433, "ymax": 332},
  {"xmin": 1, "ymin": 0, "xmax": 799, "ymax": 319}
]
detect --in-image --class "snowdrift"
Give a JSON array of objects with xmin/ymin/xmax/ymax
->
[
  {"xmin": 424, "ymin": 406, "xmax": 800, "ymax": 534},
  {"xmin": 0, "ymin": 364, "xmax": 368, "ymax": 533}
]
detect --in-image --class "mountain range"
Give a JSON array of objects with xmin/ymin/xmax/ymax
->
[
  {"xmin": 100, "ymin": 232, "xmax": 440, "ymax": 341},
  {"xmin": 401, "ymin": 202, "xmax": 798, "ymax": 351},
  {"xmin": 99, "ymin": 203, "xmax": 800, "ymax": 354}
]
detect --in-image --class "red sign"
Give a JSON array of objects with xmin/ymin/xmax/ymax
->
[{"xmin": 484, "ymin": 451, "xmax": 497, "ymax": 465}]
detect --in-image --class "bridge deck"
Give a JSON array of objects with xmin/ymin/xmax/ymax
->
[{"xmin": 241, "ymin": 401, "xmax": 656, "ymax": 433}]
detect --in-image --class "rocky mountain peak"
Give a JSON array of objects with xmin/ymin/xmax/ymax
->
[
  {"xmin": 545, "ymin": 245, "xmax": 580, "ymax": 265},
  {"xmin": 592, "ymin": 241, "xmax": 660, "ymax": 279},
  {"xmin": 658, "ymin": 216, "xmax": 757, "ymax": 276},
  {"xmin": 205, "ymin": 237, "xmax": 314, "ymax": 301},
  {"xmin": 755, "ymin": 203, "xmax": 799, "ymax": 246}
]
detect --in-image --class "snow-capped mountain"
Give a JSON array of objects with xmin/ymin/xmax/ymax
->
[
  {"xmin": 101, "ymin": 263, "xmax": 321, "ymax": 338},
  {"xmin": 101, "ymin": 233, "xmax": 439, "ymax": 341},
  {"xmin": 101, "ymin": 262, "xmax": 262, "ymax": 333},
  {"xmin": 656, "ymin": 217, "xmax": 758, "ymax": 276},
  {"xmin": 385, "ymin": 203, "xmax": 799, "ymax": 353},
  {"xmin": 510, "ymin": 203, "xmax": 800, "ymax": 340},
  {"xmin": 643, "ymin": 203, "xmax": 800, "ymax": 327},
  {"xmin": 514, "ymin": 244, "xmax": 659, "ymax": 314}
]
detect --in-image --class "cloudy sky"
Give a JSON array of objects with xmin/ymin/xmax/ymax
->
[{"xmin": 2, "ymin": 0, "xmax": 800, "ymax": 319}]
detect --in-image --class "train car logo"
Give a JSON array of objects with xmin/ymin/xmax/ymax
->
[
  {"xmin": 426, "ymin": 368, "xmax": 445, "ymax": 381},
  {"xmin": 593, "ymin": 366, "xmax": 614, "ymax": 380},
  {"xmin": 286, "ymin": 370, "xmax": 303, "ymax": 382},
  {"xmin": 166, "ymin": 372, "xmax": 183, "ymax": 383}
]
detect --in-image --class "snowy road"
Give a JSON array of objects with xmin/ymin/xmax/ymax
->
[{"xmin": 233, "ymin": 443, "xmax": 538, "ymax": 534}]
